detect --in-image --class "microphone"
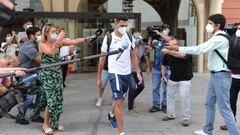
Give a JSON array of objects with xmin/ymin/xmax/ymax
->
[
  {"xmin": 116, "ymin": 42, "xmax": 128, "ymax": 61},
  {"xmin": 151, "ymin": 39, "xmax": 159, "ymax": 49},
  {"xmin": 85, "ymin": 29, "xmax": 103, "ymax": 43}
]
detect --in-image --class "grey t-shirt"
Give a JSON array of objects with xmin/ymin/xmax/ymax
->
[
  {"xmin": 131, "ymin": 43, "xmax": 148, "ymax": 72},
  {"xmin": 19, "ymin": 40, "xmax": 40, "ymax": 77}
]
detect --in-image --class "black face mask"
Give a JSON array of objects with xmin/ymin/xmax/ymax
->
[{"xmin": 0, "ymin": 3, "xmax": 15, "ymax": 27}]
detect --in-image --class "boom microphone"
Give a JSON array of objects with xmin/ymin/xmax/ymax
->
[{"xmin": 0, "ymin": 48, "xmax": 123, "ymax": 78}]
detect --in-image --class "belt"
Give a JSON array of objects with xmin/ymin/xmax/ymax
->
[{"xmin": 210, "ymin": 70, "xmax": 229, "ymax": 74}]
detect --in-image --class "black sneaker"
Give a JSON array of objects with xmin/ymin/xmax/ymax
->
[
  {"xmin": 220, "ymin": 125, "xmax": 228, "ymax": 130},
  {"xmin": 162, "ymin": 106, "xmax": 167, "ymax": 113},
  {"xmin": 148, "ymin": 106, "xmax": 161, "ymax": 113},
  {"xmin": 16, "ymin": 119, "xmax": 30, "ymax": 125},
  {"xmin": 107, "ymin": 113, "xmax": 117, "ymax": 128},
  {"xmin": 31, "ymin": 116, "xmax": 44, "ymax": 123}
]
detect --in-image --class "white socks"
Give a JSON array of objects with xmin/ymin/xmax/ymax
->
[{"xmin": 109, "ymin": 111, "xmax": 114, "ymax": 117}]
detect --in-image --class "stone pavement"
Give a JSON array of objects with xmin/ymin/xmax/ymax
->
[{"xmin": 0, "ymin": 73, "xmax": 238, "ymax": 135}]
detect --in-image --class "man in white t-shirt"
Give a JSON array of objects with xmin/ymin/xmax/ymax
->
[{"xmin": 98, "ymin": 17, "xmax": 142, "ymax": 135}]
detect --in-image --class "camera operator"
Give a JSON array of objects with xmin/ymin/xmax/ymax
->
[
  {"xmin": 0, "ymin": 53, "xmax": 26, "ymax": 74},
  {"xmin": 147, "ymin": 24, "xmax": 171, "ymax": 113},
  {"xmin": 0, "ymin": 53, "xmax": 26, "ymax": 94}
]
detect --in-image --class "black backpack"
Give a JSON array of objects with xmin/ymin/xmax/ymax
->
[
  {"xmin": 103, "ymin": 32, "xmax": 133, "ymax": 70},
  {"xmin": 215, "ymin": 33, "xmax": 240, "ymax": 70}
]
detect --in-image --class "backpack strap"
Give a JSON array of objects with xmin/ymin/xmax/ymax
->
[
  {"xmin": 103, "ymin": 34, "xmax": 112, "ymax": 71},
  {"xmin": 216, "ymin": 33, "xmax": 230, "ymax": 40},
  {"xmin": 126, "ymin": 32, "xmax": 134, "ymax": 50},
  {"xmin": 106, "ymin": 34, "xmax": 112, "ymax": 52},
  {"xmin": 214, "ymin": 33, "xmax": 229, "ymax": 67},
  {"xmin": 126, "ymin": 32, "xmax": 133, "ymax": 43}
]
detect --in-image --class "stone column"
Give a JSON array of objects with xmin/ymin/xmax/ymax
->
[
  {"xmin": 210, "ymin": 0, "xmax": 223, "ymax": 14},
  {"xmin": 192, "ymin": 0, "xmax": 209, "ymax": 72}
]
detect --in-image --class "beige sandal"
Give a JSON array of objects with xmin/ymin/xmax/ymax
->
[
  {"xmin": 55, "ymin": 125, "xmax": 64, "ymax": 132},
  {"xmin": 42, "ymin": 127, "xmax": 54, "ymax": 135}
]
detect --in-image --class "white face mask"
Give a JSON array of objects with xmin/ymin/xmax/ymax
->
[
  {"xmin": 162, "ymin": 30, "xmax": 169, "ymax": 35},
  {"xmin": 35, "ymin": 35, "xmax": 41, "ymax": 43},
  {"xmin": 118, "ymin": 27, "xmax": 127, "ymax": 35},
  {"xmin": 205, "ymin": 23, "xmax": 214, "ymax": 33},
  {"xmin": 235, "ymin": 29, "xmax": 240, "ymax": 37}
]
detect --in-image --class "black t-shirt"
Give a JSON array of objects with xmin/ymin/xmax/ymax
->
[{"xmin": 162, "ymin": 54, "xmax": 193, "ymax": 81}]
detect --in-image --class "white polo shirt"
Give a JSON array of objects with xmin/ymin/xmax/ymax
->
[{"xmin": 101, "ymin": 32, "xmax": 135, "ymax": 75}]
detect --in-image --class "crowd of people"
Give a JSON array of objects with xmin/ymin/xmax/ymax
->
[
  {"xmin": 1, "ymin": 1, "xmax": 240, "ymax": 135},
  {"xmin": 94, "ymin": 14, "xmax": 240, "ymax": 135},
  {"xmin": 0, "ymin": 13, "xmax": 98, "ymax": 135}
]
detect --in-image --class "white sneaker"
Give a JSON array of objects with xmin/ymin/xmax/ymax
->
[
  {"xmin": 120, "ymin": 132, "xmax": 125, "ymax": 135},
  {"xmin": 194, "ymin": 130, "xmax": 209, "ymax": 135},
  {"xmin": 96, "ymin": 98, "xmax": 103, "ymax": 107}
]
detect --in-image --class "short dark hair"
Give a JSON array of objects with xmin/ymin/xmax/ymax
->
[
  {"xmin": 208, "ymin": 14, "xmax": 226, "ymax": 30},
  {"xmin": 26, "ymin": 27, "xmax": 40, "ymax": 39},
  {"xmin": 162, "ymin": 24, "xmax": 170, "ymax": 29},
  {"xmin": 115, "ymin": 15, "xmax": 128, "ymax": 22}
]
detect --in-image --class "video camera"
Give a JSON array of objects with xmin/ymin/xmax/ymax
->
[
  {"xmin": 146, "ymin": 24, "xmax": 170, "ymax": 39},
  {"xmin": 0, "ymin": 74, "xmax": 39, "ymax": 119}
]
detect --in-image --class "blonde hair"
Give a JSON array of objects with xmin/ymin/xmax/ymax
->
[{"xmin": 41, "ymin": 24, "xmax": 56, "ymax": 43}]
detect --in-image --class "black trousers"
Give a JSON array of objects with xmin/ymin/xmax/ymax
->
[
  {"xmin": 128, "ymin": 72, "xmax": 145, "ymax": 110},
  {"xmin": 61, "ymin": 64, "xmax": 68, "ymax": 85},
  {"xmin": 230, "ymin": 78, "xmax": 240, "ymax": 119}
]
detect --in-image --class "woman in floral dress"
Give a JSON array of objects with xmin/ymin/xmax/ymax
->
[{"xmin": 31, "ymin": 24, "xmax": 92, "ymax": 135}]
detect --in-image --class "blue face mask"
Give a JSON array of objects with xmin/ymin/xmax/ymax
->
[
  {"xmin": 50, "ymin": 33, "xmax": 58, "ymax": 41},
  {"xmin": 35, "ymin": 35, "xmax": 41, "ymax": 43},
  {"xmin": 135, "ymin": 35, "xmax": 142, "ymax": 43}
]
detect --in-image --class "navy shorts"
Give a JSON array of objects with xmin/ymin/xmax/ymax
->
[{"xmin": 108, "ymin": 73, "xmax": 130, "ymax": 100}]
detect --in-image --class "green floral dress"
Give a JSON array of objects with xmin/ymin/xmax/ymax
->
[{"xmin": 31, "ymin": 52, "xmax": 63, "ymax": 127}]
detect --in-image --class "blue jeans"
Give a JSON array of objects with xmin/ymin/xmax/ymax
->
[
  {"xmin": 203, "ymin": 72, "xmax": 240, "ymax": 135},
  {"xmin": 152, "ymin": 68, "xmax": 169, "ymax": 108},
  {"xmin": 16, "ymin": 94, "xmax": 34, "ymax": 119}
]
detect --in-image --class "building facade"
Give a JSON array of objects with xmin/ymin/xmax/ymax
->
[{"xmin": 5, "ymin": 0, "xmax": 236, "ymax": 72}]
